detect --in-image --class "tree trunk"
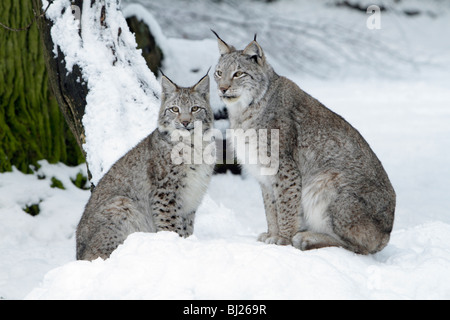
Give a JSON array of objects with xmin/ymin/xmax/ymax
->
[
  {"xmin": 0, "ymin": 0, "xmax": 84, "ymax": 173},
  {"xmin": 31, "ymin": 0, "xmax": 91, "ymax": 178},
  {"xmin": 31, "ymin": 0, "xmax": 163, "ymax": 187},
  {"xmin": 32, "ymin": 0, "xmax": 88, "ymax": 152},
  {"xmin": 126, "ymin": 15, "xmax": 163, "ymax": 75}
]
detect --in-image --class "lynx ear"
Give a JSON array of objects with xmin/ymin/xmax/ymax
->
[
  {"xmin": 211, "ymin": 29, "xmax": 234, "ymax": 55},
  {"xmin": 192, "ymin": 69, "xmax": 210, "ymax": 99},
  {"xmin": 243, "ymin": 40, "xmax": 265, "ymax": 66},
  {"xmin": 160, "ymin": 70, "xmax": 178, "ymax": 101}
]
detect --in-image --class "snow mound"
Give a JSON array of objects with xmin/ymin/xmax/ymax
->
[{"xmin": 26, "ymin": 222, "xmax": 450, "ymax": 300}]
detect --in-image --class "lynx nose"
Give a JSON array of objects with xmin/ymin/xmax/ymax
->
[
  {"xmin": 181, "ymin": 121, "xmax": 190, "ymax": 128},
  {"xmin": 220, "ymin": 85, "xmax": 230, "ymax": 94}
]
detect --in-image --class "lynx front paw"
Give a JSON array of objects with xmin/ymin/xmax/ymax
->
[
  {"xmin": 257, "ymin": 232, "xmax": 270, "ymax": 242},
  {"xmin": 257, "ymin": 233, "xmax": 291, "ymax": 245}
]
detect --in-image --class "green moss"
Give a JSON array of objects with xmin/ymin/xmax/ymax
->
[
  {"xmin": 71, "ymin": 172, "xmax": 90, "ymax": 190},
  {"xmin": 0, "ymin": 0, "xmax": 85, "ymax": 173},
  {"xmin": 23, "ymin": 202, "xmax": 41, "ymax": 217},
  {"xmin": 50, "ymin": 177, "xmax": 65, "ymax": 190}
]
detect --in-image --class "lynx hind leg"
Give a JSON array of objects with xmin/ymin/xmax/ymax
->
[
  {"xmin": 329, "ymin": 190, "xmax": 394, "ymax": 254},
  {"xmin": 292, "ymin": 231, "xmax": 344, "ymax": 251},
  {"xmin": 292, "ymin": 217, "xmax": 390, "ymax": 254},
  {"xmin": 296, "ymin": 192, "xmax": 392, "ymax": 255},
  {"xmin": 77, "ymin": 196, "xmax": 151, "ymax": 261},
  {"xmin": 334, "ymin": 213, "xmax": 391, "ymax": 255}
]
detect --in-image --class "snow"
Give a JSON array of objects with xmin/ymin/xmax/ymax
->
[
  {"xmin": 1, "ymin": 0, "xmax": 450, "ymax": 300},
  {"xmin": 0, "ymin": 161, "xmax": 89, "ymax": 299}
]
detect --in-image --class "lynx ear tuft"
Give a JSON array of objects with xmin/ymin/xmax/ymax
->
[
  {"xmin": 160, "ymin": 70, "xmax": 178, "ymax": 100},
  {"xmin": 192, "ymin": 68, "xmax": 210, "ymax": 99},
  {"xmin": 243, "ymin": 40, "xmax": 265, "ymax": 66},
  {"xmin": 211, "ymin": 29, "xmax": 234, "ymax": 55}
]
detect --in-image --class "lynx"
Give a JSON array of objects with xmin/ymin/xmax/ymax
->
[
  {"xmin": 213, "ymin": 31, "xmax": 395, "ymax": 254},
  {"xmin": 76, "ymin": 72, "xmax": 215, "ymax": 260}
]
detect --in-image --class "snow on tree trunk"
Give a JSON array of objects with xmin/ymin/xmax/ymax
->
[{"xmin": 35, "ymin": 0, "xmax": 161, "ymax": 187}]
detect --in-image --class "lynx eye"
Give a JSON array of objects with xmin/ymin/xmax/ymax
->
[
  {"xmin": 191, "ymin": 106, "xmax": 201, "ymax": 113},
  {"xmin": 233, "ymin": 71, "xmax": 245, "ymax": 78},
  {"xmin": 169, "ymin": 106, "xmax": 179, "ymax": 113},
  {"xmin": 215, "ymin": 70, "xmax": 222, "ymax": 78}
]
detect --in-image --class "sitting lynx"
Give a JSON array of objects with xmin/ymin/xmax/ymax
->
[
  {"xmin": 213, "ymin": 31, "xmax": 395, "ymax": 254},
  {"xmin": 76, "ymin": 72, "xmax": 215, "ymax": 260}
]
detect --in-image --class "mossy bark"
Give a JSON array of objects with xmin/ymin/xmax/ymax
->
[{"xmin": 0, "ymin": 0, "xmax": 84, "ymax": 173}]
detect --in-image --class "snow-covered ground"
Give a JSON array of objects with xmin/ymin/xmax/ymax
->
[{"xmin": 1, "ymin": 0, "xmax": 450, "ymax": 299}]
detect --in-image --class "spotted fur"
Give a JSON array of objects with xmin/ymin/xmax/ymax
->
[
  {"xmin": 76, "ymin": 73, "xmax": 215, "ymax": 260},
  {"xmin": 213, "ymin": 32, "xmax": 395, "ymax": 254}
]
